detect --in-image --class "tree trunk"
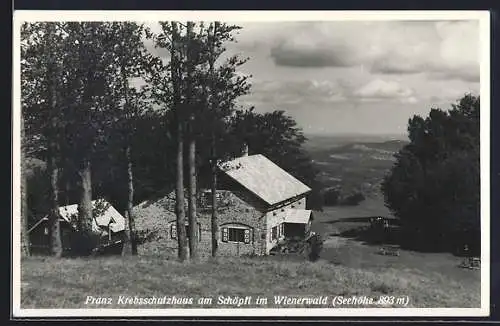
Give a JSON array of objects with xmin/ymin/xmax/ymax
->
[
  {"xmin": 120, "ymin": 62, "xmax": 137, "ymax": 256},
  {"xmin": 171, "ymin": 22, "xmax": 188, "ymax": 262},
  {"xmin": 48, "ymin": 140, "xmax": 63, "ymax": 257},
  {"xmin": 188, "ymin": 128, "xmax": 198, "ymax": 260},
  {"xmin": 20, "ymin": 114, "xmax": 30, "ymax": 257},
  {"xmin": 209, "ymin": 22, "xmax": 219, "ymax": 257},
  {"xmin": 47, "ymin": 25, "xmax": 63, "ymax": 257},
  {"xmin": 185, "ymin": 21, "xmax": 198, "ymax": 260},
  {"xmin": 211, "ymin": 136, "xmax": 218, "ymax": 257},
  {"xmin": 123, "ymin": 144, "xmax": 137, "ymax": 255},
  {"xmin": 65, "ymin": 168, "xmax": 71, "ymax": 205},
  {"xmin": 78, "ymin": 157, "xmax": 93, "ymax": 234},
  {"xmin": 176, "ymin": 123, "xmax": 188, "ymax": 261}
]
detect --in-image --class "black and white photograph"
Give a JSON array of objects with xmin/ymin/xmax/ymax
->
[{"xmin": 12, "ymin": 11, "xmax": 490, "ymax": 317}]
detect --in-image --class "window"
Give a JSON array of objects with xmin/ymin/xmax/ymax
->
[
  {"xmin": 230, "ymin": 228, "xmax": 245, "ymax": 242},
  {"xmin": 171, "ymin": 224, "xmax": 177, "ymax": 239},
  {"xmin": 199, "ymin": 191, "xmax": 223, "ymax": 207},
  {"xmin": 170, "ymin": 223, "xmax": 201, "ymax": 241},
  {"xmin": 221, "ymin": 226, "xmax": 251, "ymax": 244},
  {"xmin": 272, "ymin": 226, "xmax": 278, "ymax": 241}
]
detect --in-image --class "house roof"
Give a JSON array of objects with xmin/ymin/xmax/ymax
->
[
  {"xmin": 285, "ymin": 209, "xmax": 313, "ymax": 224},
  {"xmin": 58, "ymin": 200, "xmax": 126, "ymax": 234},
  {"xmin": 219, "ymin": 154, "xmax": 311, "ymax": 206},
  {"xmin": 27, "ymin": 216, "xmax": 71, "ymax": 234}
]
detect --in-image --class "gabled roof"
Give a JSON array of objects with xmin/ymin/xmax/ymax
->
[
  {"xmin": 219, "ymin": 154, "xmax": 311, "ymax": 206},
  {"xmin": 27, "ymin": 215, "xmax": 71, "ymax": 234},
  {"xmin": 58, "ymin": 200, "xmax": 126, "ymax": 234},
  {"xmin": 285, "ymin": 209, "xmax": 313, "ymax": 224}
]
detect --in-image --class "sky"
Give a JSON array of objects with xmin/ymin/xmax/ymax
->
[{"xmin": 145, "ymin": 20, "xmax": 481, "ymax": 136}]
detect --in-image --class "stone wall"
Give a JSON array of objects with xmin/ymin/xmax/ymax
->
[
  {"xmin": 134, "ymin": 190, "xmax": 266, "ymax": 256},
  {"xmin": 134, "ymin": 189, "xmax": 310, "ymax": 257}
]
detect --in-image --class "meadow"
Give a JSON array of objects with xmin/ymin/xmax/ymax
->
[{"xmin": 21, "ymin": 198, "xmax": 480, "ymax": 309}]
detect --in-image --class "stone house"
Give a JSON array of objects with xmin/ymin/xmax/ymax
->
[{"xmin": 133, "ymin": 153, "xmax": 313, "ymax": 256}]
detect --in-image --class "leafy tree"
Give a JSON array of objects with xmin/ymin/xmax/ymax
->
[
  {"xmin": 382, "ymin": 94, "xmax": 480, "ymax": 253},
  {"xmin": 196, "ymin": 22, "xmax": 251, "ymax": 257},
  {"xmin": 21, "ymin": 22, "xmax": 66, "ymax": 257},
  {"xmin": 56, "ymin": 22, "xmax": 119, "ymax": 235},
  {"xmin": 23, "ymin": 22, "xmax": 155, "ymax": 255},
  {"xmin": 151, "ymin": 21, "xmax": 251, "ymax": 260},
  {"xmin": 107, "ymin": 22, "xmax": 153, "ymax": 256},
  {"xmin": 152, "ymin": 21, "xmax": 188, "ymax": 261}
]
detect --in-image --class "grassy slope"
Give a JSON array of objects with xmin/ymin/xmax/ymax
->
[
  {"xmin": 312, "ymin": 200, "xmax": 481, "ymax": 307},
  {"xmin": 21, "ymin": 253, "xmax": 479, "ymax": 309},
  {"xmin": 21, "ymin": 200, "xmax": 480, "ymax": 310}
]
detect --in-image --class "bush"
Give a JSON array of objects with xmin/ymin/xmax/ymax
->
[
  {"xmin": 339, "ymin": 192, "xmax": 366, "ymax": 206},
  {"xmin": 69, "ymin": 231, "xmax": 101, "ymax": 257},
  {"xmin": 323, "ymin": 187, "xmax": 341, "ymax": 206},
  {"xmin": 381, "ymin": 94, "xmax": 480, "ymax": 253},
  {"xmin": 307, "ymin": 233, "xmax": 324, "ymax": 262}
]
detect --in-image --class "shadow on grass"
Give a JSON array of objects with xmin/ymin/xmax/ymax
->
[
  {"xmin": 324, "ymin": 215, "xmax": 401, "ymax": 226},
  {"xmin": 331, "ymin": 215, "xmax": 471, "ymax": 255},
  {"xmin": 339, "ymin": 225, "xmax": 401, "ymax": 247}
]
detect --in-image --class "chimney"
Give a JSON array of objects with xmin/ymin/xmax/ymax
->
[{"xmin": 241, "ymin": 142, "xmax": 249, "ymax": 157}]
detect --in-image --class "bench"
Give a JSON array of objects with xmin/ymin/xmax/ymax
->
[
  {"xmin": 378, "ymin": 246, "xmax": 400, "ymax": 256},
  {"xmin": 459, "ymin": 257, "xmax": 480, "ymax": 269}
]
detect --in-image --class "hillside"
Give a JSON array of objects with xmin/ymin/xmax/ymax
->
[
  {"xmin": 303, "ymin": 135, "xmax": 409, "ymax": 198},
  {"xmin": 21, "ymin": 254, "xmax": 479, "ymax": 309}
]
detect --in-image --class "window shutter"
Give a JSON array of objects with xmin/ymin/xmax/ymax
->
[
  {"xmin": 222, "ymin": 227, "xmax": 228, "ymax": 242},
  {"xmin": 280, "ymin": 224, "xmax": 284, "ymax": 238},
  {"xmin": 171, "ymin": 224, "xmax": 177, "ymax": 239},
  {"xmin": 244, "ymin": 229, "xmax": 250, "ymax": 244}
]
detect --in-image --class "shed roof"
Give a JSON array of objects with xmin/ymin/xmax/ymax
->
[
  {"xmin": 58, "ymin": 200, "xmax": 126, "ymax": 234},
  {"xmin": 285, "ymin": 209, "xmax": 313, "ymax": 224},
  {"xmin": 219, "ymin": 154, "xmax": 311, "ymax": 206}
]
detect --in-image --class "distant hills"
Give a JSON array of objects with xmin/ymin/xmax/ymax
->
[
  {"xmin": 302, "ymin": 134, "xmax": 409, "ymax": 199},
  {"xmin": 303, "ymin": 133, "xmax": 408, "ymax": 152}
]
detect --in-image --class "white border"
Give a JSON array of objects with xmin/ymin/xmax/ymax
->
[{"xmin": 12, "ymin": 10, "xmax": 491, "ymax": 318}]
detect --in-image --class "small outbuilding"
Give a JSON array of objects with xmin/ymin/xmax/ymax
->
[{"xmin": 27, "ymin": 199, "xmax": 126, "ymax": 255}]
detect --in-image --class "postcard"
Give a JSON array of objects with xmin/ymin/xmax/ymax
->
[{"xmin": 12, "ymin": 10, "xmax": 490, "ymax": 318}]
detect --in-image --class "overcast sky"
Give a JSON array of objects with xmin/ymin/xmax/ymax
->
[{"xmin": 146, "ymin": 20, "xmax": 480, "ymax": 136}]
